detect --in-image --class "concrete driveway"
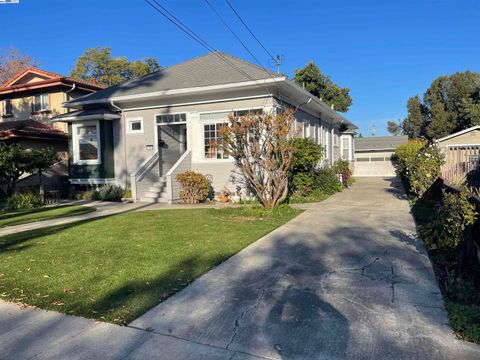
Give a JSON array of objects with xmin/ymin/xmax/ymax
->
[{"xmin": 130, "ymin": 177, "xmax": 480, "ymax": 359}]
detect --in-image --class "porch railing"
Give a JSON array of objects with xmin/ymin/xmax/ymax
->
[
  {"xmin": 165, "ymin": 150, "xmax": 192, "ymax": 202},
  {"xmin": 130, "ymin": 152, "xmax": 160, "ymax": 201}
]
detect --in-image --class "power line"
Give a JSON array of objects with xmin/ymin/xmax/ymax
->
[
  {"xmin": 224, "ymin": 0, "xmax": 276, "ymax": 63},
  {"xmin": 144, "ymin": 0, "xmax": 259, "ymax": 83},
  {"xmin": 203, "ymin": 0, "xmax": 266, "ymax": 71}
]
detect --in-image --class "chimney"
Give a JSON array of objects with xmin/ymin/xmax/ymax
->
[{"xmin": 92, "ymin": 78, "xmax": 97, "ymax": 85}]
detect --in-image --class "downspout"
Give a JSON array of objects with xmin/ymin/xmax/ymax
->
[
  {"xmin": 330, "ymin": 118, "xmax": 334, "ymax": 166},
  {"xmin": 110, "ymin": 100, "xmax": 126, "ymax": 188}
]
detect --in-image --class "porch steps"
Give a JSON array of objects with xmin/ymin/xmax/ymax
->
[{"xmin": 138, "ymin": 178, "xmax": 170, "ymax": 203}]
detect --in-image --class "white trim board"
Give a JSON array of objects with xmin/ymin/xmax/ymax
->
[{"xmin": 436, "ymin": 125, "xmax": 480, "ymax": 143}]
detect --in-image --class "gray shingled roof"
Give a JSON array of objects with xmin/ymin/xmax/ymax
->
[
  {"xmin": 355, "ymin": 135, "xmax": 409, "ymax": 151},
  {"xmin": 67, "ymin": 52, "xmax": 275, "ymax": 104}
]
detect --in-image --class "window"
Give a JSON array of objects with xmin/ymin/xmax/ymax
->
[
  {"xmin": 204, "ymin": 123, "xmax": 228, "ymax": 159},
  {"xmin": 2, "ymin": 99, "xmax": 12, "ymax": 116},
  {"xmin": 303, "ymin": 120, "xmax": 309, "ymax": 138},
  {"xmin": 73, "ymin": 122, "xmax": 100, "ymax": 165},
  {"xmin": 156, "ymin": 113, "xmax": 186, "ymax": 124},
  {"xmin": 33, "ymin": 94, "xmax": 49, "ymax": 112},
  {"xmin": 310, "ymin": 120, "xmax": 316, "ymax": 140},
  {"xmin": 127, "ymin": 118, "xmax": 143, "ymax": 134},
  {"xmin": 200, "ymin": 109, "xmax": 263, "ymax": 160},
  {"xmin": 342, "ymin": 137, "xmax": 350, "ymax": 160}
]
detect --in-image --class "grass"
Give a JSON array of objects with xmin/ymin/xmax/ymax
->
[
  {"xmin": 289, "ymin": 191, "xmax": 331, "ymax": 204},
  {"xmin": 0, "ymin": 205, "xmax": 96, "ymax": 228},
  {"xmin": 0, "ymin": 206, "xmax": 300, "ymax": 324}
]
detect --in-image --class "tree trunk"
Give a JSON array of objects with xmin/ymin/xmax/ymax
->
[{"xmin": 38, "ymin": 168, "xmax": 45, "ymax": 204}]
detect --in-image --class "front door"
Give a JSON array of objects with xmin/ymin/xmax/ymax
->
[{"xmin": 158, "ymin": 124, "xmax": 187, "ymax": 176}]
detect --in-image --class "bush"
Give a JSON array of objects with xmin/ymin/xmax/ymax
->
[
  {"xmin": 292, "ymin": 172, "xmax": 316, "ymax": 197},
  {"xmin": 98, "ymin": 184, "xmax": 124, "ymax": 202},
  {"xmin": 334, "ymin": 160, "xmax": 352, "ymax": 188},
  {"xmin": 7, "ymin": 191, "xmax": 43, "ymax": 210},
  {"xmin": 420, "ymin": 189, "xmax": 477, "ymax": 249},
  {"xmin": 288, "ymin": 138, "xmax": 323, "ymax": 175},
  {"xmin": 176, "ymin": 171, "xmax": 210, "ymax": 203},
  {"xmin": 394, "ymin": 140, "xmax": 444, "ymax": 199},
  {"xmin": 315, "ymin": 167, "xmax": 343, "ymax": 195}
]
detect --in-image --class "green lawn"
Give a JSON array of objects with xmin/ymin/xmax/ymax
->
[
  {"xmin": 0, "ymin": 206, "xmax": 300, "ymax": 324},
  {"xmin": 0, "ymin": 205, "xmax": 95, "ymax": 228}
]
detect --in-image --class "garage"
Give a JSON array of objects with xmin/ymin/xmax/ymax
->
[{"xmin": 353, "ymin": 136, "xmax": 408, "ymax": 177}]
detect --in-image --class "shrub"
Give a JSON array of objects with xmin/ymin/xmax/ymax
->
[
  {"xmin": 7, "ymin": 191, "xmax": 43, "ymax": 210},
  {"xmin": 288, "ymin": 138, "xmax": 323, "ymax": 175},
  {"xmin": 394, "ymin": 140, "xmax": 444, "ymax": 199},
  {"xmin": 81, "ymin": 190, "xmax": 101, "ymax": 201},
  {"xmin": 292, "ymin": 172, "xmax": 315, "ymax": 197},
  {"xmin": 98, "ymin": 184, "xmax": 124, "ymax": 202},
  {"xmin": 420, "ymin": 189, "xmax": 477, "ymax": 249},
  {"xmin": 446, "ymin": 302, "xmax": 480, "ymax": 343},
  {"xmin": 176, "ymin": 171, "xmax": 210, "ymax": 203},
  {"xmin": 315, "ymin": 167, "xmax": 343, "ymax": 195},
  {"xmin": 334, "ymin": 160, "xmax": 352, "ymax": 188}
]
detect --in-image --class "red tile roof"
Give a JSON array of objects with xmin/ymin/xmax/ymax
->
[{"xmin": 0, "ymin": 120, "xmax": 67, "ymax": 141}]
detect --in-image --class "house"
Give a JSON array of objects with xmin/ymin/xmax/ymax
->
[
  {"xmin": 0, "ymin": 68, "xmax": 102, "ymax": 194},
  {"xmin": 436, "ymin": 125, "xmax": 480, "ymax": 187},
  {"xmin": 53, "ymin": 52, "xmax": 357, "ymax": 202},
  {"xmin": 0, "ymin": 67, "xmax": 102, "ymax": 153},
  {"xmin": 354, "ymin": 135, "xmax": 408, "ymax": 177}
]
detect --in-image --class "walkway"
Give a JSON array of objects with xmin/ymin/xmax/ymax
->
[{"xmin": 1, "ymin": 178, "xmax": 479, "ymax": 359}]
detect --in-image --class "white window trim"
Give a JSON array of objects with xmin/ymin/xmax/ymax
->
[
  {"xmin": 126, "ymin": 117, "xmax": 144, "ymax": 134},
  {"xmin": 202, "ymin": 122, "xmax": 230, "ymax": 161},
  {"xmin": 72, "ymin": 120, "xmax": 101, "ymax": 165},
  {"xmin": 33, "ymin": 93, "xmax": 49, "ymax": 112},
  {"xmin": 3, "ymin": 99, "xmax": 12, "ymax": 116}
]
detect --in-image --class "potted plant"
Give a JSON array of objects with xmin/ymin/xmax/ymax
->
[{"xmin": 218, "ymin": 188, "xmax": 230, "ymax": 203}]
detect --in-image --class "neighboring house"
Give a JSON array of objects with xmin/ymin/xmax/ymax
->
[
  {"xmin": 0, "ymin": 67, "xmax": 102, "ymax": 137},
  {"xmin": 436, "ymin": 125, "xmax": 480, "ymax": 187},
  {"xmin": 53, "ymin": 52, "xmax": 357, "ymax": 203},
  {"xmin": 0, "ymin": 68, "xmax": 102, "ymax": 194},
  {"xmin": 354, "ymin": 135, "xmax": 408, "ymax": 177}
]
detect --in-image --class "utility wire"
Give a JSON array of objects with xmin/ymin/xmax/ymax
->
[
  {"xmin": 144, "ymin": 0, "xmax": 259, "ymax": 83},
  {"xmin": 224, "ymin": 0, "xmax": 276, "ymax": 63},
  {"xmin": 203, "ymin": 0, "xmax": 266, "ymax": 71}
]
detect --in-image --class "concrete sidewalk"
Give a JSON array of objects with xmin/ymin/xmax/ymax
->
[{"xmin": 0, "ymin": 201, "xmax": 145, "ymax": 237}]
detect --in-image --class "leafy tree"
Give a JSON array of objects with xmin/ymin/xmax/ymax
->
[
  {"xmin": 0, "ymin": 47, "xmax": 38, "ymax": 85},
  {"xmin": 0, "ymin": 144, "xmax": 57, "ymax": 199},
  {"xmin": 403, "ymin": 71, "xmax": 480, "ymax": 140},
  {"xmin": 294, "ymin": 61, "xmax": 352, "ymax": 112},
  {"xmin": 387, "ymin": 120, "xmax": 402, "ymax": 136},
  {"xmin": 70, "ymin": 47, "xmax": 160, "ymax": 87},
  {"xmin": 219, "ymin": 110, "xmax": 296, "ymax": 208},
  {"xmin": 402, "ymin": 95, "xmax": 425, "ymax": 139},
  {"xmin": 29, "ymin": 148, "xmax": 58, "ymax": 202}
]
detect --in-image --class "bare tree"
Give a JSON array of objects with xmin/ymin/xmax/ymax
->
[
  {"xmin": 220, "ymin": 109, "xmax": 296, "ymax": 208},
  {"xmin": 0, "ymin": 48, "xmax": 38, "ymax": 85}
]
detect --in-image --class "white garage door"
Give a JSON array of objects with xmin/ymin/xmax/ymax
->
[{"xmin": 354, "ymin": 152, "xmax": 396, "ymax": 177}]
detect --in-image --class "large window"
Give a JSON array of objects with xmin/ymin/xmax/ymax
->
[
  {"xmin": 200, "ymin": 109, "xmax": 263, "ymax": 160},
  {"xmin": 203, "ymin": 123, "xmax": 228, "ymax": 159},
  {"xmin": 33, "ymin": 93, "xmax": 49, "ymax": 112},
  {"xmin": 73, "ymin": 122, "xmax": 100, "ymax": 165},
  {"xmin": 342, "ymin": 137, "xmax": 350, "ymax": 160},
  {"xmin": 2, "ymin": 99, "xmax": 12, "ymax": 116}
]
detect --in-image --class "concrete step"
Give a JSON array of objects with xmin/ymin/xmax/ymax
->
[
  {"xmin": 144, "ymin": 191, "xmax": 162, "ymax": 198},
  {"xmin": 147, "ymin": 185, "xmax": 165, "ymax": 193}
]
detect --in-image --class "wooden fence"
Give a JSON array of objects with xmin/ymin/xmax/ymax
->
[{"xmin": 441, "ymin": 145, "xmax": 480, "ymax": 189}]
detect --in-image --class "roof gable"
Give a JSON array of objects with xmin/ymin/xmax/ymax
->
[
  {"xmin": 4, "ymin": 67, "xmax": 63, "ymax": 87},
  {"xmin": 436, "ymin": 126, "xmax": 480, "ymax": 143}
]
